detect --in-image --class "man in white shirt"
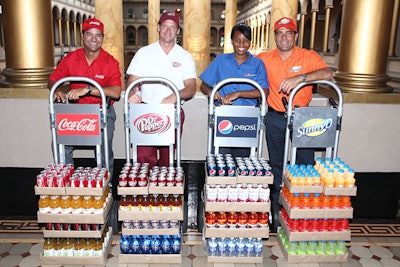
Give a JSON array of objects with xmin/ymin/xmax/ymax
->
[{"xmin": 126, "ymin": 11, "xmax": 197, "ymax": 167}]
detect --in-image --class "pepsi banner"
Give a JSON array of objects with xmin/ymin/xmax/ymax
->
[
  {"xmin": 213, "ymin": 105, "xmax": 261, "ymax": 148},
  {"xmin": 216, "ymin": 117, "xmax": 258, "ymax": 138}
]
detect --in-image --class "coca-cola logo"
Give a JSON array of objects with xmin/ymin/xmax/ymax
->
[
  {"xmin": 133, "ymin": 113, "xmax": 171, "ymax": 134},
  {"xmin": 56, "ymin": 114, "xmax": 100, "ymax": 136}
]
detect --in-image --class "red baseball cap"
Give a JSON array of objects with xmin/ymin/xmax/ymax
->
[
  {"xmin": 82, "ymin": 18, "xmax": 104, "ymax": 34},
  {"xmin": 158, "ymin": 11, "xmax": 180, "ymax": 26},
  {"xmin": 274, "ymin": 17, "xmax": 297, "ymax": 32}
]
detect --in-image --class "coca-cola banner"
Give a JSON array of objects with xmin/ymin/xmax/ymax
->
[
  {"xmin": 129, "ymin": 104, "xmax": 175, "ymax": 146},
  {"xmin": 54, "ymin": 104, "xmax": 102, "ymax": 145}
]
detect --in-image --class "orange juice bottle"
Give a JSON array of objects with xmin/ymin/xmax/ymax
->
[
  {"xmin": 93, "ymin": 238, "xmax": 103, "ymax": 256},
  {"xmin": 38, "ymin": 195, "xmax": 50, "ymax": 213},
  {"xmin": 49, "ymin": 195, "xmax": 61, "ymax": 214},
  {"xmin": 302, "ymin": 193, "xmax": 311, "ymax": 209},
  {"xmin": 92, "ymin": 196, "xmax": 103, "ymax": 214},
  {"xmin": 63, "ymin": 238, "xmax": 74, "ymax": 256},
  {"xmin": 71, "ymin": 195, "xmax": 82, "ymax": 214},
  {"xmin": 53, "ymin": 238, "xmax": 64, "ymax": 257},
  {"xmin": 73, "ymin": 238, "xmax": 85, "ymax": 257},
  {"xmin": 60, "ymin": 196, "xmax": 71, "ymax": 214},
  {"xmin": 43, "ymin": 238, "xmax": 54, "ymax": 256},
  {"xmin": 83, "ymin": 238, "xmax": 94, "ymax": 256},
  {"xmin": 82, "ymin": 196, "xmax": 93, "ymax": 214}
]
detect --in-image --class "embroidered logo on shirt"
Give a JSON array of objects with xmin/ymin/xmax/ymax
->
[
  {"xmin": 245, "ymin": 73, "xmax": 256, "ymax": 77},
  {"xmin": 95, "ymin": 74, "xmax": 105, "ymax": 79},
  {"xmin": 172, "ymin": 62, "xmax": 181, "ymax": 67},
  {"xmin": 290, "ymin": 66, "xmax": 302, "ymax": 73}
]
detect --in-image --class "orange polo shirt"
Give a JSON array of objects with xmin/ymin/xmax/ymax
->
[{"xmin": 257, "ymin": 46, "xmax": 329, "ymax": 112}]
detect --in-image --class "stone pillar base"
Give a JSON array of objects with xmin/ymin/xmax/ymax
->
[
  {"xmin": 1, "ymin": 68, "xmax": 54, "ymax": 88},
  {"xmin": 334, "ymin": 71, "xmax": 392, "ymax": 93}
]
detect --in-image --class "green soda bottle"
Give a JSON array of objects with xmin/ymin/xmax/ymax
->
[
  {"xmin": 335, "ymin": 240, "xmax": 347, "ymax": 254},
  {"xmin": 316, "ymin": 240, "xmax": 327, "ymax": 255},
  {"xmin": 288, "ymin": 241, "xmax": 297, "ymax": 255},
  {"xmin": 326, "ymin": 240, "xmax": 336, "ymax": 255},
  {"xmin": 297, "ymin": 241, "xmax": 307, "ymax": 255},
  {"xmin": 306, "ymin": 240, "xmax": 317, "ymax": 255}
]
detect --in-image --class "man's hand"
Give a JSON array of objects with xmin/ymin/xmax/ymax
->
[
  {"xmin": 278, "ymin": 76, "xmax": 303, "ymax": 95},
  {"xmin": 54, "ymin": 90, "xmax": 67, "ymax": 103},
  {"xmin": 161, "ymin": 94, "xmax": 177, "ymax": 104},
  {"xmin": 67, "ymin": 87, "xmax": 88, "ymax": 100}
]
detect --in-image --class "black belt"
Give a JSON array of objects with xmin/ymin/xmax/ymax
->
[{"xmin": 268, "ymin": 106, "xmax": 286, "ymax": 116}]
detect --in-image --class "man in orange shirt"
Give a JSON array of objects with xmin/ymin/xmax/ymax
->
[{"xmin": 257, "ymin": 17, "xmax": 333, "ymax": 231}]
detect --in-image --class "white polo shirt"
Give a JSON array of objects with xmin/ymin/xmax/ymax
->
[{"xmin": 126, "ymin": 41, "xmax": 196, "ymax": 104}]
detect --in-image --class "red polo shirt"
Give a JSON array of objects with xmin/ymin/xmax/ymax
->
[{"xmin": 49, "ymin": 48, "xmax": 121, "ymax": 105}]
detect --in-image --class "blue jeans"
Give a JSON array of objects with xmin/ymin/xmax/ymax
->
[
  {"xmin": 265, "ymin": 110, "xmax": 314, "ymax": 204},
  {"xmin": 63, "ymin": 105, "xmax": 116, "ymax": 177}
]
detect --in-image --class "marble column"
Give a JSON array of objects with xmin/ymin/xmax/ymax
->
[
  {"xmin": 269, "ymin": 0, "xmax": 298, "ymax": 50},
  {"xmin": 223, "ymin": 0, "xmax": 237, "ymax": 53},
  {"xmin": 95, "ymin": 0, "xmax": 124, "ymax": 86},
  {"xmin": 184, "ymin": 0, "xmax": 210, "ymax": 90},
  {"xmin": 1, "ymin": 0, "xmax": 54, "ymax": 88},
  {"xmin": 148, "ymin": 0, "xmax": 161, "ymax": 45},
  {"xmin": 335, "ymin": 0, "xmax": 394, "ymax": 93}
]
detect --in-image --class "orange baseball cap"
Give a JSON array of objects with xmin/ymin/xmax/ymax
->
[{"xmin": 274, "ymin": 17, "xmax": 297, "ymax": 32}]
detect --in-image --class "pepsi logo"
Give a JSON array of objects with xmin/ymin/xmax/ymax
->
[{"xmin": 218, "ymin": 120, "xmax": 233, "ymax": 135}]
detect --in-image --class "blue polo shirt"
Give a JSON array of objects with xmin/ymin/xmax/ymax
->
[{"xmin": 199, "ymin": 52, "xmax": 268, "ymax": 106}]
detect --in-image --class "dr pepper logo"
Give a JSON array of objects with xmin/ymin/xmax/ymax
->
[
  {"xmin": 56, "ymin": 114, "xmax": 100, "ymax": 136},
  {"xmin": 134, "ymin": 113, "xmax": 171, "ymax": 134}
]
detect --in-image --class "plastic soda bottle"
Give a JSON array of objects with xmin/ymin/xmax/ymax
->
[
  {"xmin": 237, "ymin": 212, "xmax": 248, "ymax": 228},
  {"xmin": 307, "ymin": 240, "xmax": 317, "ymax": 255},
  {"xmin": 288, "ymin": 241, "xmax": 297, "ymax": 255},
  {"xmin": 171, "ymin": 235, "xmax": 181, "ymax": 254},
  {"xmin": 297, "ymin": 240, "xmax": 307, "ymax": 255},
  {"xmin": 83, "ymin": 238, "xmax": 94, "ymax": 256},
  {"xmin": 292, "ymin": 193, "xmax": 301, "ymax": 208},
  {"xmin": 38, "ymin": 195, "xmax": 50, "ymax": 213},
  {"xmin": 316, "ymin": 240, "xmax": 327, "ymax": 255},
  {"xmin": 216, "ymin": 212, "xmax": 227, "ymax": 228},
  {"xmin": 171, "ymin": 194, "xmax": 182, "ymax": 211},
  {"xmin": 206, "ymin": 212, "xmax": 217, "ymax": 228},
  {"xmin": 140, "ymin": 195, "xmax": 150, "ymax": 211},
  {"xmin": 227, "ymin": 238, "xmax": 236, "ymax": 257},
  {"xmin": 336, "ymin": 240, "xmax": 347, "ymax": 254},
  {"xmin": 161, "ymin": 194, "xmax": 171, "ymax": 211},
  {"xmin": 326, "ymin": 240, "xmax": 336, "ymax": 254},
  {"xmin": 245, "ymin": 238, "xmax": 255, "ymax": 257},
  {"xmin": 227, "ymin": 212, "xmax": 238, "ymax": 228},
  {"xmin": 130, "ymin": 195, "xmax": 140, "ymax": 211},
  {"xmin": 236, "ymin": 238, "xmax": 246, "ymax": 257},
  {"xmin": 161, "ymin": 235, "xmax": 171, "ymax": 254},
  {"xmin": 254, "ymin": 238, "xmax": 263, "ymax": 257},
  {"xmin": 208, "ymin": 237, "xmax": 218, "ymax": 256}
]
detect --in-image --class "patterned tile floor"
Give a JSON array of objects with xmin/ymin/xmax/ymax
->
[{"xmin": 1, "ymin": 224, "xmax": 400, "ymax": 267}]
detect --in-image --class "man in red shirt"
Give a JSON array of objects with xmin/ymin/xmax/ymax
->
[
  {"xmin": 48, "ymin": 18, "xmax": 122, "ymax": 178},
  {"xmin": 257, "ymin": 17, "xmax": 333, "ymax": 231}
]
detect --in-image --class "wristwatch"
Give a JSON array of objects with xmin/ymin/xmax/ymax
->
[
  {"xmin": 86, "ymin": 85, "xmax": 93, "ymax": 95},
  {"xmin": 300, "ymin": 73, "xmax": 307, "ymax": 83}
]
